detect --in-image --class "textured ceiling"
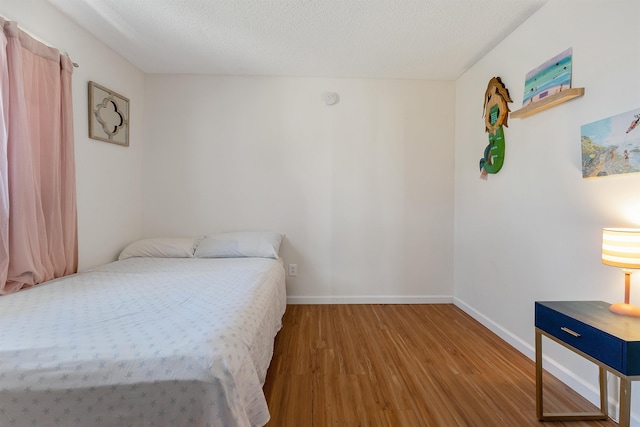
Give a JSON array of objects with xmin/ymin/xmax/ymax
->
[{"xmin": 48, "ymin": 0, "xmax": 547, "ymax": 79}]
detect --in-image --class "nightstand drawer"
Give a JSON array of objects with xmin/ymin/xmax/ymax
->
[{"xmin": 535, "ymin": 303, "xmax": 623, "ymax": 372}]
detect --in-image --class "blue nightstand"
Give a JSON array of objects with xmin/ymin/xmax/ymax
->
[{"xmin": 535, "ymin": 301, "xmax": 640, "ymax": 426}]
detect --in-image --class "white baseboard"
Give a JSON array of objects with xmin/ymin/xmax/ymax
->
[
  {"xmin": 286, "ymin": 295, "xmax": 453, "ymax": 305},
  {"xmin": 453, "ymin": 297, "xmax": 534, "ymax": 358},
  {"xmin": 453, "ymin": 297, "xmax": 627, "ymax": 424}
]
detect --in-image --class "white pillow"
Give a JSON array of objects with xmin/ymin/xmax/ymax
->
[
  {"xmin": 195, "ymin": 231, "xmax": 283, "ymax": 259},
  {"xmin": 118, "ymin": 237, "xmax": 200, "ymax": 260}
]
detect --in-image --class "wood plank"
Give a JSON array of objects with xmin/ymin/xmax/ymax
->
[{"xmin": 263, "ymin": 304, "xmax": 617, "ymax": 426}]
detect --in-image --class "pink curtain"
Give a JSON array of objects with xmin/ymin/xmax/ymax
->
[{"xmin": 0, "ymin": 19, "xmax": 77, "ymax": 295}]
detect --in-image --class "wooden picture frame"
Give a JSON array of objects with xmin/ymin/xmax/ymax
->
[{"xmin": 88, "ymin": 81, "xmax": 129, "ymax": 146}]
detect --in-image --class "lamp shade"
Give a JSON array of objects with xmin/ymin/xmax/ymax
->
[{"xmin": 602, "ymin": 228, "xmax": 640, "ymax": 269}]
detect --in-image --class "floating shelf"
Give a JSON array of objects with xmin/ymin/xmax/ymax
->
[{"xmin": 510, "ymin": 87, "xmax": 585, "ymax": 119}]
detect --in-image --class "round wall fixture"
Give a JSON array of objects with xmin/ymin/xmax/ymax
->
[{"xmin": 322, "ymin": 92, "xmax": 339, "ymax": 105}]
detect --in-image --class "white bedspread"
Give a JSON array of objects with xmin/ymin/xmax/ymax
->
[{"xmin": 0, "ymin": 257, "xmax": 286, "ymax": 427}]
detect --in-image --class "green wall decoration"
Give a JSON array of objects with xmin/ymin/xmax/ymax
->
[{"xmin": 479, "ymin": 77, "xmax": 512, "ymax": 179}]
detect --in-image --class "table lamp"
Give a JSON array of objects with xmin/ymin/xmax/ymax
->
[{"xmin": 602, "ymin": 228, "xmax": 640, "ymax": 317}]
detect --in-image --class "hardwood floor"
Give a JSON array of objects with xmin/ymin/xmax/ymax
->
[{"xmin": 263, "ymin": 304, "xmax": 617, "ymax": 426}]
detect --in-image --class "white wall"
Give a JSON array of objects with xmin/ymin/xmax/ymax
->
[
  {"xmin": 143, "ymin": 76, "xmax": 455, "ymax": 302},
  {"xmin": 454, "ymin": 0, "xmax": 640, "ymax": 420},
  {"xmin": 2, "ymin": 0, "xmax": 146, "ymax": 269}
]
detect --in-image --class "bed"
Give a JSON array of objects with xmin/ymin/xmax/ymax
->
[{"xmin": 0, "ymin": 232, "xmax": 286, "ymax": 427}]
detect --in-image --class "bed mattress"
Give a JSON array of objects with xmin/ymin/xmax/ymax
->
[{"xmin": 0, "ymin": 257, "xmax": 286, "ymax": 427}]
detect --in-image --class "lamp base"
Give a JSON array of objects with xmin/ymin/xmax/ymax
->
[{"xmin": 609, "ymin": 302, "xmax": 640, "ymax": 317}]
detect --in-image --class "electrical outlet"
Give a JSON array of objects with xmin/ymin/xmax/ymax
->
[{"xmin": 288, "ymin": 264, "xmax": 297, "ymax": 277}]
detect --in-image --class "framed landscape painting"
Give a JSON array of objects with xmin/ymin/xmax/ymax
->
[{"xmin": 581, "ymin": 107, "xmax": 640, "ymax": 178}]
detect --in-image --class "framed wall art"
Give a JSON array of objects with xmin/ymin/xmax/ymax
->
[
  {"xmin": 581, "ymin": 107, "xmax": 640, "ymax": 178},
  {"xmin": 523, "ymin": 47, "xmax": 572, "ymax": 107},
  {"xmin": 88, "ymin": 81, "xmax": 129, "ymax": 146}
]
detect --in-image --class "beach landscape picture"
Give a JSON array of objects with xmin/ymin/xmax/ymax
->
[
  {"xmin": 523, "ymin": 47, "xmax": 572, "ymax": 106},
  {"xmin": 581, "ymin": 107, "xmax": 640, "ymax": 178}
]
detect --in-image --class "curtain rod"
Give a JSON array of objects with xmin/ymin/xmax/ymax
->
[
  {"xmin": 64, "ymin": 52, "xmax": 79, "ymax": 68},
  {"xmin": 0, "ymin": 16, "xmax": 79, "ymax": 68}
]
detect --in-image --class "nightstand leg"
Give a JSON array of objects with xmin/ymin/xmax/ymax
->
[
  {"xmin": 599, "ymin": 367, "xmax": 608, "ymax": 418},
  {"xmin": 619, "ymin": 377, "xmax": 631, "ymax": 427},
  {"xmin": 535, "ymin": 328, "xmax": 609, "ymax": 422},
  {"xmin": 535, "ymin": 329, "xmax": 544, "ymax": 419}
]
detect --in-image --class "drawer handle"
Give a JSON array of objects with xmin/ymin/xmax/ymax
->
[{"xmin": 560, "ymin": 327, "xmax": 581, "ymax": 338}]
